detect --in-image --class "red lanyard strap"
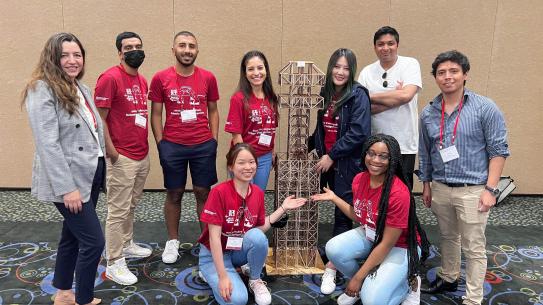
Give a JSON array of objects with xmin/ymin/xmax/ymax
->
[
  {"xmin": 84, "ymin": 100, "xmax": 97, "ymax": 129},
  {"xmin": 439, "ymin": 95, "xmax": 464, "ymax": 149},
  {"xmin": 79, "ymin": 88, "xmax": 97, "ymax": 129}
]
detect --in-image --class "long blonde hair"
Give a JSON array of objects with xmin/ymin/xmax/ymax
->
[{"xmin": 21, "ymin": 32, "xmax": 86, "ymax": 114}]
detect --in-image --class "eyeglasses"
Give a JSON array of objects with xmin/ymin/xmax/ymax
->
[
  {"xmin": 382, "ymin": 72, "xmax": 388, "ymax": 88},
  {"xmin": 366, "ymin": 150, "xmax": 390, "ymax": 161}
]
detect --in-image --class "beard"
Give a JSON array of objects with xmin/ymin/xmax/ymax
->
[{"xmin": 175, "ymin": 51, "xmax": 197, "ymax": 67}]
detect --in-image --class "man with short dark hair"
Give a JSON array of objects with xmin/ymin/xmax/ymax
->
[
  {"xmin": 419, "ymin": 50, "xmax": 509, "ymax": 305},
  {"xmin": 149, "ymin": 31, "xmax": 220, "ymax": 264},
  {"xmin": 95, "ymin": 31, "xmax": 151, "ymax": 285},
  {"xmin": 358, "ymin": 26, "xmax": 422, "ymax": 191}
]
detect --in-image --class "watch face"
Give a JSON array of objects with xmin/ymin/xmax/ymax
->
[{"xmin": 486, "ymin": 186, "xmax": 500, "ymax": 196}]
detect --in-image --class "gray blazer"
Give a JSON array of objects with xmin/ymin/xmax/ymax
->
[{"xmin": 26, "ymin": 80, "xmax": 105, "ymax": 203}]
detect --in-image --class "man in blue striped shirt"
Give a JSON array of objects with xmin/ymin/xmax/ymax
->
[{"xmin": 418, "ymin": 50, "xmax": 509, "ymax": 305}]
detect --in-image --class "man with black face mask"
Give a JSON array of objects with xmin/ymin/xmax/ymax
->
[{"xmin": 95, "ymin": 31, "xmax": 151, "ymax": 286}]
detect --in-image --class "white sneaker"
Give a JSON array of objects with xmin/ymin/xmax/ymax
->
[
  {"xmin": 249, "ymin": 278, "xmax": 272, "ymax": 305},
  {"xmin": 122, "ymin": 241, "xmax": 152, "ymax": 258},
  {"xmin": 198, "ymin": 270, "xmax": 207, "ymax": 283},
  {"xmin": 240, "ymin": 263, "xmax": 250, "ymax": 276},
  {"xmin": 161, "ymin": 239, "xmax": 180, "ymax": 264},
  {"xmin": 320, "ymin": 267, "xmax": 337, "ymax": 294},
  {"xmin": 336, "ymin": 292, "xmax": 360, "ymax": 305},
  {"xmin": 401, "ymin": 275, "xmax": 421, "ymax": 305},
  {"xmin": 106, "ymin": 257, "xmax": 138, "ymax": 285}
]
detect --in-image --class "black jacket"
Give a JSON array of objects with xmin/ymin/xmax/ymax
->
[{"xmin": 309, "ymin": 83, "xmax": 371, "ymax": 186}]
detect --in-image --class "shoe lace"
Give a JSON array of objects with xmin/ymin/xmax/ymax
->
[
  {"xmin": 250, "ymin": 279, "xmax": 269, "ymax": 295},
  {"xmin": 113, "ymin": 263, "xmax": 130, "ymax": 275},
  {"xmin": 165, "ymin": 241, "xmax": 178, "ymax": 254},
  {"xmin": 125, "ymin": 242, "xmax": 137, "ymax": 251},
  {"xmin": 322, "ymin": 269, "xmax": 336, "ymax": 282}
]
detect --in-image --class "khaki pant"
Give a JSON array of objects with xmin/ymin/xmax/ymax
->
[
  {"xmin": 105, "ymin": 154, "xmax": 150, "ymax": 262},
  {"xmin": 431, "ymin": 182, "xmax": 489, "ymax": 305}
]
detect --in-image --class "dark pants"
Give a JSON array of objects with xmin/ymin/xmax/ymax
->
[
  {"xmin": 321, "ymin": 168, "xmax": 353, "ymax": 237},
  {"xmin": 53, "ymin": 158, "xmax": 105, "ymax": 305},
  {"xmin": 318, "ymin": 167, "xmax": 353, "ymax": 265},
  {"xmin": 401, "ymin": 154, "xmax": 416, "ymax": 191}
]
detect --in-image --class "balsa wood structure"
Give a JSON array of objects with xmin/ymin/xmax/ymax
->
[{"xmin": 267, "ymin": 61, "xmax": 326, "ymax": 275}]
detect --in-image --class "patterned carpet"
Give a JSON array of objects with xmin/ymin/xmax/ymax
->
[{"xmin": 0, "ymin": 191, "xmax": 542, "ymax": 305}]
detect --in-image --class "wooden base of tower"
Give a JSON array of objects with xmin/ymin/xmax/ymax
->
[{"xmin": 265, "ymin": 247, "xmax": 325, "ymax": 275}]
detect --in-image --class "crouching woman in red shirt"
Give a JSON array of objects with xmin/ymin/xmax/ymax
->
[
  {"xmin": 312, "ymin": 134, "xmax": 429, "ymax": 305},
  {"xmin": 198, "ymin": 143, "xmax": 307, "ymax": 305}
]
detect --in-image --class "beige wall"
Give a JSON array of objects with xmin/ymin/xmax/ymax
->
[{"xmin": 2, "ymin": 0, "xmax": 541, "ymax": 194}]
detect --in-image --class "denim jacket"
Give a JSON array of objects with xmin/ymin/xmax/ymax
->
[{"xmin": 309, "ymin": 82, "xmax": 371, "ymax": 186}]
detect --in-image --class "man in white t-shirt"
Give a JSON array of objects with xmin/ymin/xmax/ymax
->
[{"xmin": 358, "ymin": 26, "xmax": 422, "ymax": 190}]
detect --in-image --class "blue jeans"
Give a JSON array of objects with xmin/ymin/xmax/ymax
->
[
  {"xmin": 325, "ymin": 227, "xmax": 412, "ymax": 305},
  {"xmin": 199, "ymin": 228, "xmax": 268, "ymax": 305},
  {"xmin": 252, "ymin": 152, "xmax": 273, "ymax": 192}
]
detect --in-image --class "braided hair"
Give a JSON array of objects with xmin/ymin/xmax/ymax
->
[{"xmin": 360, "ymin": 134, "xmax": 430, "ymax": 283}]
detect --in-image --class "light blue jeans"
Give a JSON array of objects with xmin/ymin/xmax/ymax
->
[
  {"xmin": 252, "ymin": 152, "xmax": 273, "ymax": 192},
  {"xmin": 325, "ymin": 226, "xmax": 413, "ymax": 305},
  {"xmin": 199, "ymin": 228, "xmax": 269, "ymax": 305}
]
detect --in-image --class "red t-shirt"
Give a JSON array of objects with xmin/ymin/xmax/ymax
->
[
  {"xmin": 352, "ymin": 172, "xmax": 418, "ymax": 248},
  {"xmin": 94, "ymin": 65, "xmax": 149, "ymax": 160},
  {"xmin": 322, "ymin": 101, "xmax": 339, "ymax": 153},
  {"xmin": 148, "ymin": 66, "xmax": 219, "ymax": 145},
  {"xmin": 198, "ymin": 180, "xmax": 266, "ymax": 251},
  {"xmin": 224, "ymin": 91, "xmax": 277, "ymax": 156}
]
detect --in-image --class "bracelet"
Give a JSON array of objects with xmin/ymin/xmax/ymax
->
[
  {"xmin": 280, "ymin": 205, "xmax": 286, "ymax": 213},
  {"xmin": 268, "ymin": 215, "xmax": 272, "ymax": 225}
]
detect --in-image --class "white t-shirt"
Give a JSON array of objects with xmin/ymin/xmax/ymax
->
[{"xmin": 358, "ymin": 56, "xmax": 422, "ymax": 154}]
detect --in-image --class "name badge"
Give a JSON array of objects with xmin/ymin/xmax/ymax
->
[
  {"xmin": 181, "ymin": 109, "xmax": 197, "ymax": 122},
  {"xmin": 365, "ymin": 225, "xmax": 376, "ymax": 242},
  {"xmin": 439, "ymin": 145, "xmax": 460, "ymax": 163},
  {"xmin": 225, "ymin": 236, "xmax": 243, "ymax": 250},
  {"xmin": 258, "ymin": 134, "xmax": 272, "ymax": 146},
  {"xmin": 135, "ymin": 114, "xmax": 147, "ymax": 128}
]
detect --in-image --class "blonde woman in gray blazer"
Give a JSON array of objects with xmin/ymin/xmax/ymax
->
[{"xmin": 23, "ymin": 33, "xmax": 104, "ymax": 305}]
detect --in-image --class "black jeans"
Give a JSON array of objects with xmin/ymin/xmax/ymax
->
[
  {"xmin": 53, "ymin": 158, "xmax": 105, "ymax": 305},
  {"xmin": 320, "ymin": 168, "xmax": 353, "ymax": 237},
  {"xmin": 401, "ymin": 154, "xmax": 416, "ymax": 191}
]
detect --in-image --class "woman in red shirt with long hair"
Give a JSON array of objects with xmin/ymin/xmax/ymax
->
[{"xmin": 198, "ymin": 143, "xmax": 306, "ymax": 305}]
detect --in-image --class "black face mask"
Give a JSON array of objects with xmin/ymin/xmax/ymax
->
[{"xmin": 123, "ymin": 50, "xmax": 145, "ymax": 69}]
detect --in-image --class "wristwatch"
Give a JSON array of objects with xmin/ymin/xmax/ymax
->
[{"xmin": 484, "ymin": 185, "xmax": 500, "ymax": 197}]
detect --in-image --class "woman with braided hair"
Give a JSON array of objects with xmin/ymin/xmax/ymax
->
[{"xmin": 311, "ymin": 134, "xmax": 429, "ymax": 305}]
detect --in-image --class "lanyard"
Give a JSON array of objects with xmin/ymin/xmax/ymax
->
[
  {"xmin": 223, "ymin": 185, "xmax": 251, "ymax": 237},
  {"xmin": 84, "ymin": 100, "xmax": 97, "ymax": 129},
  {"xmin": 439, "ymin": 95, "xmax": 464, "ymax": 149},
  {"xmin": 117, "ymin": 65, "xmax": 145, "ymax": 111},
  {"xmin": 356, "ymin": 174, "xmax": 379, "ymax": 225},
  {"xmin": 79, "ymin": 87, "xmax": 97, "ymax": 129}
]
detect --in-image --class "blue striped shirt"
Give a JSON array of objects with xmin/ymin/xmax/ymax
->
[{"xmin": 418, "ymin": 89, "xmax": 509, "ymax": 184}]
